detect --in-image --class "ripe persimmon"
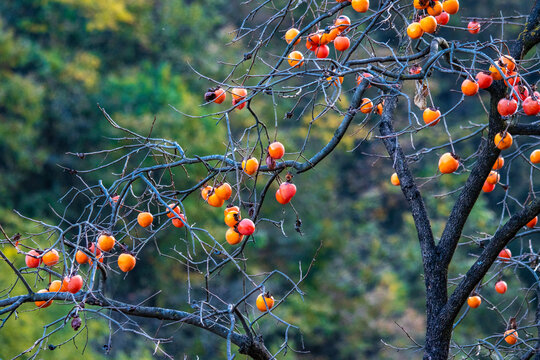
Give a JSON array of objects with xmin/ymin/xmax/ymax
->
[
  {"xmin": 494, "ymin": 132, "xmax": 513, "ymax": 150},
  {"xmin": 523, "ymin": 96, "xmax": 540, "ymax": 116},
  {"xmin": 500, "ymin": 55, "xmax": 516, "ymax": 72},
  {"xmin": 413, "ymin": 0, "xmax": 429, "ymax": 9},
  {"xmin": 49, "ymin": 280, "xmax": 65, "ymax": 293},
  {"xmin": 205, "ymin": 88, "xmax": 226, "ymax": 104},
  {"xmin": 438, "ymin": 153, "xmax": 459, "ymax": 174},
  {"xmin": 306, "ymin": 33, "xmax": 321, "ymax": 51},
  {"xmin": 334, "ymin": 15, "xmax": 351, "ymax": 32},
  {"xmin": 489, "ymin": 63, "xmax": 504, "ymax": 81},
  {"xmin": 527, "ymin": 216, "xmax": 538, "ymax": 228},
  {"xmin": 166, "ymin": 203, "xmax": 181, "ymax": 218},
  {"xmin": 504, "ymin": 329, "xmax": 518, "ymax": 345},
  {"xmin": 420, "ymin": 16, "xmax": 437, "ymax": 34},
  {"xmin": 279, "ymin": 182, "xmax": 297, "ymax": 203},
  {"xmin": 442, "ymin": 0, "xmax": 459, "ymax": 15},
  {"xmin": 390, "ymin": 173, "xmax": 400, "ymax": 186},
  {"xmin": 512, "ymin": 85, "xmax": 528, "ymax": 102},
  {"xmin": 407, "ymin": 22, "xmax": 423, "ymax": 39},
  {"xmin": 213, "ymin": 88, "xmax": 226, "ymax": 104},
  {"xmin": 461, "ymin": 79, "xmax": 479, "ymax": 96},
  {"xmin": 467, "ymin": 21, "xmax": 480, "ymax": 34},
  {"xmin": 89, "ymin": 243, "xmax": 101, "ymax": 257},
  {"xmin": 497, "ymin": 98, "xmax": 517, "ymax": 116},
  {"xmin": 351, "ymin": 0, "xmax": 369, "ymax": 12},
  {"xmin": 427, "ymin": 1, "xmax": 443, "ymax": 16},
  {"xmin": 326, "ymin": 76, "xmax": 344, "ymax": 86},
  {"xmin": 224, "ymin": 206, "xmax": 240, "ymax": 217},
  {"xmin": 498, "ymin": 248, "xmax": 512, "ymax": 261},
  {"xmin": 276, "ymin": 189, "xmax": 289, "ymax": 204},
  {"xmin": 207, "ymin": 193, "xmax": 224, "ymax": 207},
  {"xmin": 493, "ymin": 156, "xmax": 504, "ymax": 170},
  {"xmin": 409, "ymin": 66, "xmax": 422, "ymax": 75},
  {"xmin": 242, "ymin": 157, "xmax": 259, "ymax": 175},
  {"xmin": 97, "ymin": 234, "xmax": 116, "ymax": 252},
  {"xmin": 137, "ymin": 212, "xmax": 154, "ymax": 227},
  {"xmin": 334, "ymin": 36, "xmax": 350, "ymax": 51},
  {"xmin": 172, "ymin": 213, "xmax": 187, "ymax": 228},
  {"xmin": 530, "ymin": 149, "xmax": 540, "ymax": 163},
  {"xmin": 320, "ymin": 29, "xmax": 339, "ymax": 45},
  {"xmin": 118, "ymin": 253, "xmax": 136, "ymax": 272},
  {"xmin": 25, "ymin": 250, "xmax": 41, "ymax": 268},
  {"xmin": 232, "ymin": 87, "xmax": 247, "ymax": 109},
  {"xmin": 67, "ymin": 275, "xmax": 84, "ymax": 294},
  {"xmin": 360, "ymin": 98, "xmax": 374, "ymax": 113},
  {"xmin": 357, "ymin": 72, "xmax": 373, "ymax": 87},
  {"xmin": 467, "ymin": 295, "xmax": 481, "ymax": 308},
  {"xmin": 486, "ymin": 171, "xmax": 500, "ymax": 185},
  {"xmin": 238, "ymin": 219, "xmax": 256, "ymax": 236},
  {"xmin": 315, "ymin": 45, "xmax": 330, "ymax": 59},
  {"xmin": 268, "ymin": 142, "xmax": 285, "ymax": 160},
  {"xmin": 35, "ymin": 289, "xmax": 52, "ymax": 308},
  {"xmin": 504, "ymin": 70, "xmax": 520, "ymax": 87},
  {"xmin": 226, "ymin": 228, "xmax": 244, "ymax": 245},
  {"xmin": 476, "ymin": 72, "xmax": 493, "ymax": 89},
  {"xmin": 42, "ymin": 249, "xmax": 59, "ymax": 267},
  {"xmin": 435, "ymin": 11, "xmax": 449, "ymax": 25},
  {"xmin": 284, "ymin": 28, "xmax": 301, "ymax": 45},
  {"xmin": 482, "ymin": 181, "xmax": 495, "ymax": 193},
  {"xmin": 287, "ymin": 51, "xmax": 304, "ymax": 67},
  {"xmin": 495, "ymin": 280, "xmax": 507, "ymax": 294},
  {"xmin": 215, "ymin": 183, "xmax": 232, "ymax": 201},
  {"xmin": 256, "ymin": 293, "xmax": 275, "ymax": 312},
  {"xmin": 423, "ymin": 108, "xmax": 441, "ymax": 126},
  {"xmin": 225, "ymin": 211, "xmax": 240, "ymax": 227}
]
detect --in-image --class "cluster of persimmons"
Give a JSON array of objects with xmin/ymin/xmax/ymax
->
[{"xmin": 24, "ymin": 140, "xmax": 298, "ymax": 313}]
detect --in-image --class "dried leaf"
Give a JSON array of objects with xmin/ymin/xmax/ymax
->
[{"xmin": 414, "ymin": 81, "xmax": 428, "ymax": 110}]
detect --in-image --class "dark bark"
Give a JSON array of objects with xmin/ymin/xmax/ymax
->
[{"xmin": 378, "ymin": 93, "xmax": 450, "ymax": 359}]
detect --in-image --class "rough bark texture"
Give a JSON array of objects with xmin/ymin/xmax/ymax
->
[{"xmin": 379, "ymin": 93, "xmax": 451, "ymax": 359}]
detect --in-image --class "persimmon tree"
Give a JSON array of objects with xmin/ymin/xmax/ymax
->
[{"xmin": 3, "ymin": 0, "xmax": 540, "ymax": 359}]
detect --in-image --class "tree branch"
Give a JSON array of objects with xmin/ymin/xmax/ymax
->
[
  {"xmin": 438, "ymin": 199, "xmax": 540, "ymax": 330},
  {"xmin": 0, "ymin": 292, "xmax": 272, "ymax": 359}
]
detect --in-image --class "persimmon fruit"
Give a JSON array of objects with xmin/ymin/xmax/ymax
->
[
  {"xmin": 137, "ymin": 212, "xmax": 154, "ymax": 227},
  {"xmin": 494, "ymin": 132, "xmax": 513, "ymax": 150},
  {"xmin": 226, "ymin": 228, "xmax": 244, "ymax": 245},
  {"xmin": 25, "ymin": 250, "xmax": 41, "ymax": 268},
  {"xmin": 118, "ymin": 253, "xmax": 136, "ymax": 272},
  {"xmin": 215, "ymin": 183, "xmax": 232, "ymax": 201},
  {"xmin": 438, "ymin": 153, "xmax": 459, "ymax": 174},
  {"xmin": 238, "ymin": 219, "xmax": 256, "ymax": 236},
  {"xmin": 467, "ymin": 295, "xmax": 481, "ymax": 308},
  {"xmin": 42, "ymin": 249, "xmax": 59, "ymax": 267},
  {"xmin": 67, "ymin": 275, "xmax": 84, "ymax": 294},
  {"xmin": 35, "ymin": 289, "xmax": 52, "ymax": 308},
  {"xmin": 423, "ymin": 107, "xmax": 441, "ymax": 126},
  {"xmin": 495, "ymin": 280, "xmax": 507, "ymax": 294},
  {"xmin": 268, "ymin": 142, "xmax": 285, "ymax": 159},
  {"xmin": 256, "ymin": 293, "xmax": 275, "ymax": 312},
  {"xmin": 391, "ymin": 173, "xmax": 400, "ymax": 186},
  {"xmin": 97, "ymin": 234, "xmax": 116, "ymax": 252},
  {"xmin": 242, "ymin": 157, "xmax": 259, "ymax": 175}
]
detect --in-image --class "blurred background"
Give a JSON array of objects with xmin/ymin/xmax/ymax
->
[{"xmin": 0, "ymin": 0, "xmax": 537, "ymax": 359}]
